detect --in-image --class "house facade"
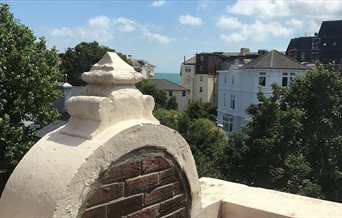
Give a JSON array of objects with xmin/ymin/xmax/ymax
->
[
  {"xmin": 127, "ymin": 55, "xmax": 156, "ymax": 78},
  {"xmin": 150, "ymin": 79, "xmax": 189, "ymax": 111},
  {"xmin": 217, "ymin": 50, "xmax": 308, "ymax": 134},
  {"xmin": 180, "ymin": 49, "xmax": 259, "ymax": 106},
  {"xmin": 180, "ymin": 53, "xmax": 219, "ymax": 105},
  {"xmin": 286, "ymin": 20, "xmax": 342, "ymax": 64}
]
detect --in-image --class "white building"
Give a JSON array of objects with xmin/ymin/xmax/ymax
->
[
  {"xmin": 150, "ymin": 79, "xmax": 189, "ymax": 111},
  {"xmin": 127, "ymin": 55, "xmax": 156, "ymax": 79},
  {"xmin": 180, "ymin": 49, "xmax": 260, "ymax": 106},
  {"xmin": 217, "ymin": 50, "xmax": 308, "ymax": 134}
]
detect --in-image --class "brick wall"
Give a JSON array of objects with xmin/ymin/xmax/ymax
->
[{"xmin": 79, "ymin": 149, "xmax": 191, "ymax": 218}]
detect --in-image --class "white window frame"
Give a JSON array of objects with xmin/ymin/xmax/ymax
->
[
  {"xmin": 223, "ymin": 115, "xmax": 233, "ymax": 133},
  {"xmin": 259, "ymin": 72, "xmax": 266, "ymax": 86},
  {"xmin": 230, "ymin": 94, "xmax": 235, "ymax": 109}
]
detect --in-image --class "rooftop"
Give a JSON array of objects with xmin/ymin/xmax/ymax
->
[
  {"xmin": 150, "ymin": 78, "xmax": 188, "ymax": 91},
  {"xmin": 241, "ymin": 50, "xmax": 307, "ymax": 70}
]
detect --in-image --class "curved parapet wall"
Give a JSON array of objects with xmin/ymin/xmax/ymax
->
[{"xmin": 0, "ymin": 52, "xmax": 201, "ymax": 217}]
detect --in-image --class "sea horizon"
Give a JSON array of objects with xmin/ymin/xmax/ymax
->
[{"xmin": 154, "ymin": 72, "xmax": 180, "ymax": 85}]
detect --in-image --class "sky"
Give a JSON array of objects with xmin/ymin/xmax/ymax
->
[{"xmin": 5, "ymin": 0, "xmax": 342, "ymax": 73}]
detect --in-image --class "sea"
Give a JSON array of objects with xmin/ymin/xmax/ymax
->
[{"xmin": 154, "ymin": 72, "xmax": 180, "ymax": 85}]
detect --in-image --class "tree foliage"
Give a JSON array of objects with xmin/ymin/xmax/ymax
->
[
  {"xmin": 136, "ymin": 79, "xmax": 167, "ymax": 108},
  {"xmin": 0, "ymin": 4, "xmax": 61, "ymax": 194},
  {"xmin": 222, "ymin": 64, "xmax": 342, "ymax": 202},
  {"xmin": 165, "ymin": 96, "xmax": 178, "ymax": 110},
  {"xmin": 59, "ymin": 41, "xmax": 131, "ymax": 86}
]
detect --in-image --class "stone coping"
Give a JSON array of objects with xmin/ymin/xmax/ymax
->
[{"xmin": 199, "ymin": 177, "xmax": 342, "ymax": 218}]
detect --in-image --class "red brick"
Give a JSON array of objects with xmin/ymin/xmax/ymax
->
[
  {"xmin": 160, "ymin": 194, "xmax": 187, "ymax": 216},
  {"xmin": 87, "ymin": 182, "xmax": 124, "ymax": 208},
  {"xmin": 174, "ymin": 181, "xmax": 184, "ymax": 195},
  {"xmin": 172, "ymin": 207, "xmax": 187, "ymax": 218},
  {"xmin": 160, "ymin": 168, "xmax": 177, "ymax": 185},
  {"xmin": 126, "ymin": 205, "xmax": 160, "ymax": 218},
  {"xmin": 107, "ymin": 194, "xmax": 143, "ymax": 218},
  {"xmin": 103, "ymin": 161, "xmax": 141, "ymax": 184},
  {"xmin": 81, "ymin": 206, "xmax": 106, "ymax": 218},
  {"xmin": 144, "ymin": 184, "xmax": 174, "ymax": 205},
  {"xmin": 125, "ymin": 173, "xmax": 159, "ymax": 196},
  {"xmin": 142, "ymin": 156, "xmax": 171, "ymax": 174}
]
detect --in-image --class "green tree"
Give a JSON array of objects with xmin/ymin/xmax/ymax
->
[
  {"xmin": 184, "ymin": 118, "xmax": 227, "ymax": 178},
  {"xmin": 0, "ymin": 4, "xmax": 61, "ymax": 193},
  {"xmin": 59, "ymin": 41, "xmax": 131, "ymax": 86},
  {"xmin": 153, "ymin": 108, "xmax": 182, "ymax": 131},
  {"xmin": 285, "ymin": 63, "xmax": 342, "ymax": 201},
  {"xmin": 165, "ymin": 96, "xmax": 178, "ymax": 110},
  {"xmin": 136, "ymin": 79, "xmax": 167, "ymax": 108},
  {"xmin": 185, "ymin": 101, "xmax": 216, "ymax": 120}
]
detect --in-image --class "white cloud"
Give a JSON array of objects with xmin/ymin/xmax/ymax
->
[
  {"xmin": 197, "ymin": 0, "xmax": 215, "ymax": 11},
  {"xmin": 50, "ymin": 16, "xmax": 174, "ymax": 45},
  {"xmin": 88, "ymin": 15, "xmax": 110, "ymax": 28},
  {"xmin": 178, "ymin": 15, "xmax": 203, "ymax": 26},
  {"xmin": 286, "ymin": 18, "xmax": 303, "ymax": 29},
  {"xmin": 216, "ymin": 16, "xmax": 241, "ymax": 30},
  {"xmin": 227, "ymin": 0, "xmax": 342, "ymax": 21},
  {"xmin": 142, "ymin": 29, "xmax": 174, "ymax": 44},
  {"xmin": 113, "ymin": 17, "xmax": 136, "ymax": 32},
  {"xmin": 220, "ymin": 20, "xmax": 293, "ymax": 42},
  {"xmin": 218, "ymin": 0, "xmax": 342, "ymax": 42},
  {"xmin": 150, "ymin": 0, "xmax": 166, "ymax": 7},
  {"xmin": 50, "ymin": 27, "xmax": 74, "ymax": 37}
]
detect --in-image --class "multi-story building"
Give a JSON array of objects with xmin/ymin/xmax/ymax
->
[
  {"xmin": 217, "ymin": 50, "xmax": 308, "ymax": 134},
  {"xmin": 286, "ymin": 20, "xmax": 342, "ymax": 64},
  {"xmin": 150, "ymin": 79, "xmax": 189, "ymax": 111},
  {"xmin": 180, "ymin": 48, "xmax": 259, "ymax": 106}
]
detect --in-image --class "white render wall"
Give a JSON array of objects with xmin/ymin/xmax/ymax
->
[
  {"xmin": 180, "ymin": 63, "xmax": 195, "ymax": 100},
  {"xmin": 169, "ymin": 90, "xmax": 189, "ymax": 111},
  {"xmin": 217, "ymin": 64, "xmax": 307, "ymax": 133}
]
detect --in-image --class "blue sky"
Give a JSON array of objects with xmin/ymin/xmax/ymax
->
[{"xmin": 6, "ymin": 0, "xmax": 342, "ymax": 73}]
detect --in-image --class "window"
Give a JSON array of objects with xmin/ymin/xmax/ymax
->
[
  {"xmin": 199, "ymin": 66, "xmax": 204, "ymax": 72},
  {"xmin": 224, "ymin": 75, "xmax": 227, "ymax": 84},
  {"xmin": 200, "ymin": 55, "xmax": 204, "ymax": 62},
  {"xmin": 168, "ymin": 90, "xmax": 173, "ymax": 96},
  {"xmin": 333, "ymin": 41, "xmax": 337, "ymax": 47},
  {"xmin": 185, "ymin": 66, "xmax": 191, "ymax": 72},
  {"xmin": 232, "ymin": 74, "xmax": 235, "ymax": 84},
  {"xmin": 300, "ymin": 52, "xmax": 306, "ymax": 61},
  {"xmin": 282, "ymin": 73, "xmax": 288, "ymax": 87},
  {"xmin": 199, "ymin": 87, "xmax": 203, "ymax": 93},
  {"xmin": 259, "ymin": 72, "xmax": 266, "ymax": 86},
  {"xmin": 223, "ymin": 93, "xmax": 226, "ymax": 107},
  {"xmin": 199, "ymin": 98, "xmax": 202, "ymax": 102},
  {"xmin": 230, "ymin": 94, "xmax": 235, "ymax": 109},
  {"xmin": 223, "ymin": 116, "xmax": 233, "ymax": 133},
  {"xmin": 290, "ymin": 72, "xmax": 295, "ymax": 82},
  {"xmin": 182, "ymin": 90, "xmax": 186, "ymax": 96},
  {"xmin": 200, "ymin": 76, "xmax": 203, "ymax": 81},
  {"xmin": 282, "ymin": 72, "xmax": 295, "ymax": 87}
]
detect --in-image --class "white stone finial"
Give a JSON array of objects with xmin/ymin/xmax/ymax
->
[
  {"xmin": 58, "ymin": 52, "xmax": 158, "ymax": 139},
  {"xmin": 82, "ymin": 52, "xmax": 143, "ymax": 85}
]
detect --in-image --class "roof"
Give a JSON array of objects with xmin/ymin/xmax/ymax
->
[
  {"xmin": 128, "ymin": 57, "xmax": 156, "ymax": 68},
  {"xmin": 318, "ymin": 20, "xmax": 342, "ymax": 37},
  {"xmin": 241, "ymin": 50, "xmax": 307, "ymax": 70},
  {"xmin": 149, "ymin": 79, "xmax": 188, "ymax": 91},
  {"xmin": 184, "ymin": 56, "xmax": 196, "ymax": 64}
]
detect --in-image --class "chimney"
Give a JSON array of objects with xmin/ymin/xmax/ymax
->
[
  {"xmin": 240, "ymin": 48, "xmax": 250, "ymax": 56},
  {"xmin": 54, "ymin": 74, "xmax": 72, "ymax": 113}
]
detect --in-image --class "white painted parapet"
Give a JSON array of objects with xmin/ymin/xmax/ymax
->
[
  {"xmin": 0, "ymin": 52, "xmax": 201, "ymax": 218},
  {"xmin": 199, "ymin": 177, "xmax": 342, "ymax": 218}
]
